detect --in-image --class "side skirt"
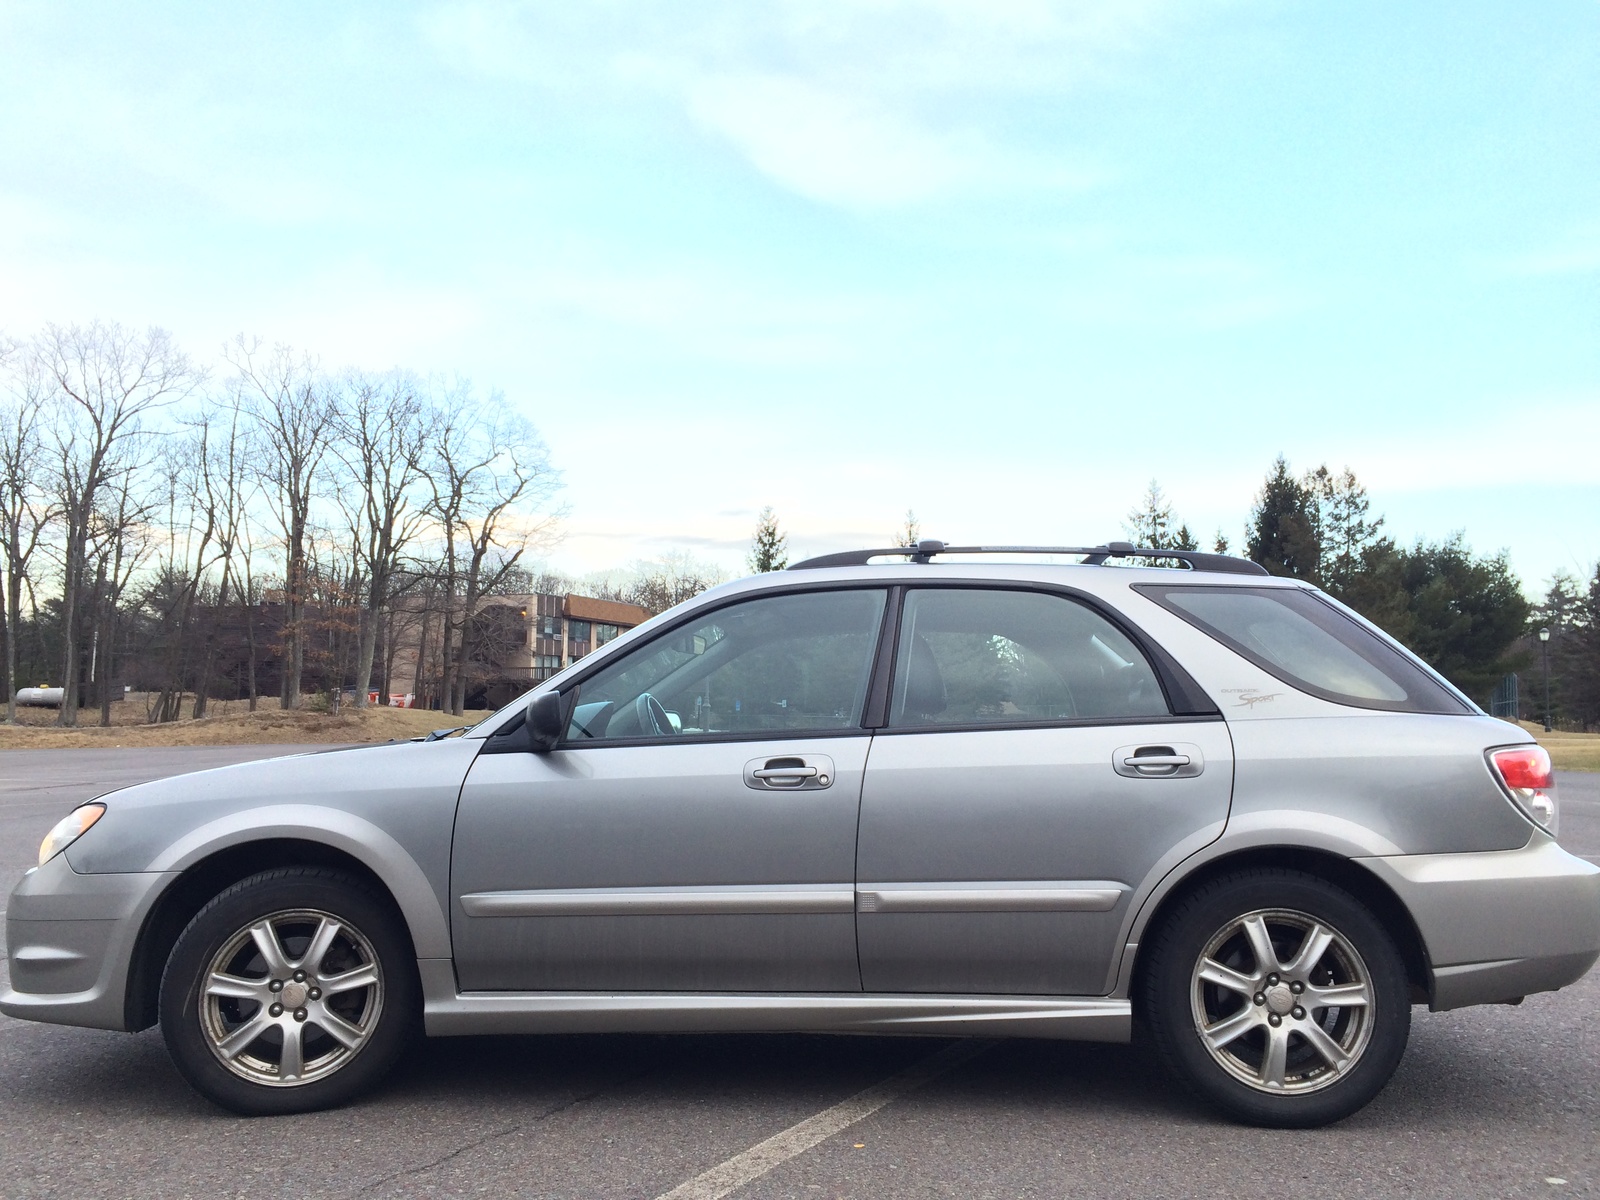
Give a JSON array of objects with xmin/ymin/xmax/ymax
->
[{"xmin": 422, "ymin": 989, "xmax": 1131, "ymax": 1041}]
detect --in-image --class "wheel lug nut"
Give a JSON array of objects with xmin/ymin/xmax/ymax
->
[
  {"xmin": 269, "ymin": 1003, "xmax": 283, "ymax": 1017},
  {"xmin": 1292, "ymin": 1006, "xmax": 1306, "ymax": 1020},
  {"xmin": 293, "ymin": 970, "xmax": 306, "ymax": 983},
  {"xmin": 293, "ymin": 1008, "xmax": 308, "ymax": 1022},
  {"xmin": 1267, "ymin": 974, "xmax": 1279, "ymax": 986},
  {"xmin": 269, "ymin": 980, "xmax": 283, "ymax": 993},
  {"xmin": 1253, "ymin": 993, "xmax": 1265, "ymax": 1005},
  {"xmin": 1290, "ymin": 981, "xmax": 1304, "ymax": 994},
  {"xmin": 308, "ymin": 988, "xmax": 321, "ymax": 1001},
  {"xmin": 1268, "ymin": 1013, "xmax": 1282, "ymax": 1027}
]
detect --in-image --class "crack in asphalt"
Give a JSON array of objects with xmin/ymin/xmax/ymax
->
[{"xmin": 345, "ymin": 1072, "xmax": 646, "ymax": 1197}]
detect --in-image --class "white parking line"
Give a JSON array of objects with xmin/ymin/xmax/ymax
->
[{"xmin": 654, "ymin": 1039, "xmax": 994, "ymax": 1200}]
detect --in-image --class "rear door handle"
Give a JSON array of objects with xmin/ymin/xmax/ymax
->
[
  {"xmin": 744, "ymin": 755, "xmax": 835, "ymax": 790},
  {"xmin": 1113, "ymin": 743, "xmax": 1204, "ymax": 779}
]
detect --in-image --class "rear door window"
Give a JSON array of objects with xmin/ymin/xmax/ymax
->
[
  {"xmin": 1137, "ymin": 584, "xmax": 1470, "ymax": 714},
  {"xmin": 888, "ymin": 588, "xmax": 1171, "ymax": 728}
]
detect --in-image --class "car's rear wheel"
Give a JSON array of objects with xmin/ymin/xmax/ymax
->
[
  {"xmin": 159, "ymin": 867, "xmax": 418, "ymax": 1115},
  {"xmin": 1140, "ymin": 869, "xmax": 1410, "ymax": 1127}
]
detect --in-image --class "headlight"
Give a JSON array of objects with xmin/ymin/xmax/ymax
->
[{"xmin": 38, "ymin": 803, "xmax": 106, "ymax": 866}]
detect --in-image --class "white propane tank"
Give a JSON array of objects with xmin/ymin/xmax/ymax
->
[{"xmin": 16, "ymin": 686, "xmax": 65, "ymax": 706}]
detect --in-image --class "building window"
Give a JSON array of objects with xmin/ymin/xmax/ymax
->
[
  {"xmin": 568, "ymin": 620, "xmax": 591, "ymax": 642},
  {"xmin": 595, "ymin": 623, "xmax": 620, "ymax": 645},
  {"xmin": 542, "ymin": 616, "xmax": 562, "ymax": 638}
]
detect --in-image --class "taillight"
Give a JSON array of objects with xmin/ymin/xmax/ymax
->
[{"xmin": 1489, "ymin": 746, "xmax": 1557, "ymax": 832}]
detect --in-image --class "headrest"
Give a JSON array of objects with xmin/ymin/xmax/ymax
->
[{"xmin": 900, "ymin": 633, "xmax": 947, "ymax": 721}]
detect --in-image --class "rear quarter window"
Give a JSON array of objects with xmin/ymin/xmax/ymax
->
[{"xmin": 1135, "ymin": 584, "xmax": 1471, "ymax": 715}]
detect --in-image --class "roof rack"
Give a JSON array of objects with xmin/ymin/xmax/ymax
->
[{"xmin": 787, "ymin": 540, "xmax": 1270, "ymax": 576}]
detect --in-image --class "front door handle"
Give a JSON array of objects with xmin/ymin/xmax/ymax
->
[
  {"xmin": 744, "ymin": 755, "xmax": 835, "ymax": 790},
  {"xmin": 753, "ymin": 765, "xmax": 818, "ymax": 782},
  {"xmin": 1113, "ymin": 743, "xmax": 1204, "ymax": 779}
]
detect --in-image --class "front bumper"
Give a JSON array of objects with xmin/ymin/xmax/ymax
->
[
  {"xmin": 0, "ymin": 853, "xmax": 173, "ymax": 1031},
  {"xmin": 1360, "ymin": 834, "xmax": 1600, "ymax": 1011}
]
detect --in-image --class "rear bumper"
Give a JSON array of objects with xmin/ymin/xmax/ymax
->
[
  {"xmin": 0, "ymin": 854, "xmax": 172, "ymax": 1031},
  {"xmin": 1359, "ymin": 835, "xmax": 1600, "ymax": 1011}
]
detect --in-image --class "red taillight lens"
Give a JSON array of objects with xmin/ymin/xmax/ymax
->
[
  {"xmin": 1489, "ymin": 745, "xmax": 1557, "ymax": 831},
  {"xmin": 1491, "ymin": 746, "xmax": 1553, "ymax": 791}
]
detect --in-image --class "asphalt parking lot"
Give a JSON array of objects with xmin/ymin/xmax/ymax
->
[{"xmin": 1, "ymin": 748, "xmax": 1597, "ymax": 1199}]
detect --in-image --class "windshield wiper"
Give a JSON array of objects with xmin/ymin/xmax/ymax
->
[{"xmin": 420, "ymin": 725, "xmax": 472, "ymax": 742}]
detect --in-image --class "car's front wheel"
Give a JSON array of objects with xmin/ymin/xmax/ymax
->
[
  {"xmin": 159, "ymin": 867, "xmax": 418, "ymax": 1115},
  {"xmin": 1140, "ymin": 868, "xmax": 1410, "ymax": 1127}
]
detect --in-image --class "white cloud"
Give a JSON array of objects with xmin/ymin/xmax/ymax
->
[
  {"xmin": 1489, "ymin": 219, "xmax": 1600, "ymax": 277},
  {"xmin": 685, "ymin": 74, "xmax": 1105, "ymax": 208},
  {"xmin": 419, "ymin": 0, "xmax": 1190, "ymax": 208}
]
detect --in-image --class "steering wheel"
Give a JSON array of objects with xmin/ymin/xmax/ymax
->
[{"xmin": 634, "ymin": 692, "xmax": 674, "ymax": 737}]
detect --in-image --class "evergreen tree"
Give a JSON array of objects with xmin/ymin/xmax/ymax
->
[
  {"xmin": 747, "ymin": 507, "xmax": 789, "ymax": 573},
  {"xmin": 1246, "ymin": 456, "xmax": 1320, "ymax": 579},
  {"xmin": 1547, "ymin": 567, "xmax": 1600, "ymax": 729},
  {"xmin": 894, "ymin": 510, "xmax": 921, "ymax": 548},
  {"xmin": 1390, "ymin": 536, "xmax": 1531, "ymax": 702},
  {"xmin": 1213, "ymin": 531, "xmax": 1231, "ymax": 554},
  {"xmin": 1125, "ymin": 480, "xmax": 1198, "ymax": 550},
  {"xmin": 1310, "ymin": 466, "xmax": 1386, "ymax": 593}
]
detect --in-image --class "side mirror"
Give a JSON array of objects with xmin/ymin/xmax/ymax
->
[{"xmin": 526, "ymin": 690, "xmax": 566, "ymax": 753}]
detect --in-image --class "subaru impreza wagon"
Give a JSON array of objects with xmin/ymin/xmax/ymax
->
[{"xmin": 6, "ymin": 541, "xmax": 1597, "ymax": 1127}]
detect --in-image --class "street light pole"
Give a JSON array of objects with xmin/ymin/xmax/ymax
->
[{"xmin": 1538, "ymin": 626, "xmax": 1552, "ymax": 733}]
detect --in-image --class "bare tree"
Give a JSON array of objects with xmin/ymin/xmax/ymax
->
[
  {"xmin": 147, "ymin": 420, "xmax": 224, "ymax": 723},
  {"xmin": 37, "ymin": 322, "xmax": 197, "ymax": 725},
  {"xmin": 0, "ymin": 345, "xmax": 58, "ymax": 722},
  {"xmin": 87, "ymin": 467, "xmax": 153, "ymax": 725},
  {"xmin": 334, "ymin": 372, "xmax": 434, "ymax": 706},
  {"xmin": 191, "ymin": 399, "xmax": 255, "ymax": 718},
  {"xmin": 427, "ymin": 392, "xmax": 560, "ymax": 715},
  {"xmin": 228, "ymin": 336, "xmax": 336, "ymax": 709}
]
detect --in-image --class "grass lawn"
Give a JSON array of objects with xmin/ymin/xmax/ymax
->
[{"xmin": 1519, "ymin": 721, "xmax": 1600, "ymax": 772}]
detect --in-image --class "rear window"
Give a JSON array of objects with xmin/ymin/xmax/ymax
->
[{"xmin": 1136, "ymin": 584, "xmax": 1470, "ymax": 715}]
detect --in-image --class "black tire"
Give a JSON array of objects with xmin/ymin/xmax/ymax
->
[
  {"xmin": 1138, "ymin": 868, "xmax": 1410, "ymax": 1128},
  {"xmin": 159, "ymin": 867, "xmax": 419, "ymax": 1116}
]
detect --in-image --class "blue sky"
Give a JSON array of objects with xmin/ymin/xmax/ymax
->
[{"xmin": 1, "ymin": 1, "xmax": 1596, "ymax": 589}]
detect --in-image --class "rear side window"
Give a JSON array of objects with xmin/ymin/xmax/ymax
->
[
  {"xmin": 888, "ymin": 588, "xmax": 1171, "ymax": 728},
  {"xmin": 1137, "ymin": 584, "xmax": 1470, "ymax": 714}
]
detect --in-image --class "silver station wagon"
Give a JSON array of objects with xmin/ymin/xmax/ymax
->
[{"xmin": 6, "ymin": 542, "xmax": 1599, "ymax": 1127}]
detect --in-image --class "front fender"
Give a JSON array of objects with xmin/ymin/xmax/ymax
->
[{"xmin": 143, "ymin": 804, "xmax": 451, "ymax": 958}]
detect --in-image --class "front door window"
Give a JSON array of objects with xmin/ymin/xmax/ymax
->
[{"xmin": 568, "ymin": 588, "xmax": 888, "ymax": 740}]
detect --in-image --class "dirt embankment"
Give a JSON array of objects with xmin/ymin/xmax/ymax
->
[{"xmin": 0, "ymin": 703, "xmax": 461, "ymax": 748}]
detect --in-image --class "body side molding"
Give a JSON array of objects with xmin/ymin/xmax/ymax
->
[
  {"xmin": 856, "ymin": 882, "xmax": 1125, "ymax": 913},
  {"xmin": 459, "ymin": 884, "xmax": 855, "ymax": 918}
]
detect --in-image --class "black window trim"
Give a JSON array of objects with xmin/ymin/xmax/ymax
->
[
  {"xmin": 1133, "ymin": 581, "xmax": 1473, "ymax": 715},
  {"xmin": 871, "ymin": 579, "xmax": 1221, "ymax": 734}
]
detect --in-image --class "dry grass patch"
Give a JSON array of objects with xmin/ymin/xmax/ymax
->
[
  {"xmin": 1514, "ymin": 721, "xmax": 1600, "ymax": 773},
  {"xmin": 0, "ymin": 703, "xmax": 458, "ymax": 748}
]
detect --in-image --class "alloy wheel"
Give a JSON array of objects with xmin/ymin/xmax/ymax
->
[
  {"xmin": 199, "ymin": 908, "xmax": 384, "ymax": 1087},
  {"xmin": 1189, "ymin": 907, "xmax": 1375, "ymax": 1095}
]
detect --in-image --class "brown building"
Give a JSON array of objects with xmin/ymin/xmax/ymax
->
[{"xmin": 387, "ymin": 591, "xmax": 651, "ymax": 710}]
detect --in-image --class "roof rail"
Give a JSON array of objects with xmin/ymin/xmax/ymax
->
[{"xmin": 787, "ymin": 540, "xmax": 1270, "ymax": 576}]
